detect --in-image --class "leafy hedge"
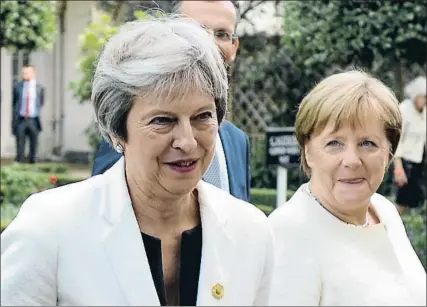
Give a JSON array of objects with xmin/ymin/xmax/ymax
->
[
  {"xmin": 402, "ymin": 204, "xmax": 427, "ymax": 268},
  {"xmin": 6, "ymin": 162, "xmax": 69, "ymax": 174},
  {"xmin": 0, "ymin": 0, "xmax": 57, "ymax": 52},
  {"xmin": 251, "ymin": 188, "xmax": 294, "ymax": 208},
  {"xmin": 1, "ymin": 167, "xmax": 84, "ymax": 207},
  {"xmin": 0, "ymin": 163, "xmax": 86, "ymax": 231}
]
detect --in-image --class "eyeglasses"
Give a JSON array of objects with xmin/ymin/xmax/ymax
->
[
  {"xmin": 214, "ymin": 30, "xmax": 238, "ymax": 44},
  {"xmin": 202, "ymin": 26, "xmax": 238, "ymax": 44}
]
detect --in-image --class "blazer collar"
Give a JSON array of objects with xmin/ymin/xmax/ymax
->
[
  {"xmin": 292, "ymin": 183, "xmax": 394, "ymax": 230},
  {"xmin": 99, "ymin": 157, "xmax": 235, "ymax": 305},
  {"xmin": 99, "ymin": 157, "xmax": 231, "ymax": 229},
  {"xmin": 99, "ymin": 157, "xmax": 159, "ymax": 305}
]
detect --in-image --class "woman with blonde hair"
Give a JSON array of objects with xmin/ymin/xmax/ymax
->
[{"xmin": 268, "ymin": 70, "xmax": 426, "ymax": 306}]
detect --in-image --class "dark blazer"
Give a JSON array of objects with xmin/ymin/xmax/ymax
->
[
  {"xmin": 92, "ymin": 120, "xmax": 251, "ymax": 201},
  {"xmin": 12, "ymin": 81, "xmax": 45, "ymax": 135}
]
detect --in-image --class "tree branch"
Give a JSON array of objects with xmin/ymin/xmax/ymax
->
[
  {"xmin": 112, "ymin": 1, "xmax": 124, "ymax": 21},
  {"xmin": 240, "ymin": 0, "xmax": 268, "ymax": 21}
]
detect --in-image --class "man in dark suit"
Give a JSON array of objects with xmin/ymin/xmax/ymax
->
[
  {"xmin": 92, "ymin": 0, "xmax": 251, "ymax": 201},
  {"xmin": 12, "ymin": 64, "xmax": 45, "ymax": 163}
]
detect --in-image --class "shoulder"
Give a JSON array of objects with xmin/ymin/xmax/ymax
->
[
  {"xmin": 268, "ymin": 186, "xmax": 320, "ymax": 247},
  {"xmin": 223, "ymin": 191, "xmax": 275, "ymax": 256},
  {"xmin": 219, "ymin": 120, "xmax": 249, "ymax": 155},
  {"xmin": 219, "ymin": 120, "xmax": 248, "ymax": 140},
  {"xmin": 371, "ymin": 193, "xmax": 404, "ymax": 228},
  {"xmin": 198, "ymin": 181, "xmax": 271, "ymax": 239},
  {"xmin": 268, "ymin": 187, "xmax": 312, "ymax": 231},
  {"xmin": 215, "ymin": 184, "xmax": 267, "ymax": 224},
  {"xmin": 226, "ymin": 192, "xmax": 269, "ymax": 227},
  {"xmin": 5, "ymin": 176, "xmax": 106, "ymax": 235}
]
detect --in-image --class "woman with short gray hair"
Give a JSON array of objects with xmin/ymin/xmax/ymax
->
[{"xmin": 1, "ymin": 15, "xmax": 274, "ymax": 306}]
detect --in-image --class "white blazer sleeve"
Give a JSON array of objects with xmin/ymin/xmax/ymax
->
[
  {"xmin": 253, "ymin": 222, "xmax": 275, "ymax": 306},
  {"xmin": 1, "ymin": 195, "xmax": 58, "ymax": 306},
  {"xmin": 268, "ymin": 211, "xmax": 321, "ymax": 306}
]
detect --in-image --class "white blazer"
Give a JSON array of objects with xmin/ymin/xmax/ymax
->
[
  {"xmin": 1, "ymin": 158, "xmax": 274, "ymax": 306},
  {"xmin": 268, "ymin": 185, "xmax": 426, "ymax": 306}
]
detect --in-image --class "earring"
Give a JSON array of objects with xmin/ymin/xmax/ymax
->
[{"xmin": 115, "ymin": 143, "xmax": 124, "ymax": 154}]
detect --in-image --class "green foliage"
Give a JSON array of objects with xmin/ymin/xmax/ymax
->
[
  {"xmin": 69, "ymin": 13, "xmax": 118, "ymax": 103},
  {"xmin": 0, "ymin": 1, "xmax": 57, "ymax": 52},
  {"xmin": 1, "ymin": 167, "xmax": 55, "ymax": 209},
  {"xmin": 70, "ymin": 10, "xmax": 149, "ymax": 103},
  {"xmin": 0, "ymin": 164, "xmax": 85, "ymax": 210},
  {"xmin": 6, "ymin": 162, "xmax": 68, "ymax": 174},
  {"xmin": 283, "ymin": 0, "xmax": 426, "ymax": 77},
  {"xmin": 402, "ymin": 203, "xmax": 427, "ymax": 268},
  {"xmin": 255, "ymin": 204, "xmax": 274, "ymax": 216},
  {"xmin": 85, "ymin": 124, "xmax": 103, "ymax": 161},
  {"xmin": 251, "ymin": 188, "xmax": 295, "ymax": 208},
  {"xmin": 1, "ymin": 204, "xmax": 20, "ymax": 231},
  {"xmin": 0, "ymin": 163, "xmax": 86, "ymax": 229},
  {"xmin": 69, "ymin": 9, "xmax": 149, "ymax": 154},
  {"xmin": 235, "ymin": 34, "xmax": 308, "ymax": 127},
  {"xmin": 251, "ymin": 188, "xmax": 277, "ymax": 207},
  {"xmin": 250, "ymin": 136, "xmax": 277, "ymax": 188}
]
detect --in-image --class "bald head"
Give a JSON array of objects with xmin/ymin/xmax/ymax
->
[{"xmin": 176, "ymin": 1, "xmax": 240, "ymax": 64}]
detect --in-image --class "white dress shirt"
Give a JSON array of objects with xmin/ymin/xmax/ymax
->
[
  {"xmin": 19, "ymin": 80, "xmax": 39, "ymax": 118},
  {"xmin": 215, "ymin": 134, "xmax": 230, "ymax": 191},
  {"xmin": 395, "ymin": 99, "xmax": 426, "ymax": 163},
  {"xmin": 268, "ymin": 184, "xmax": 426, "ymax": 306},
  {"xmin": 203, "ymin": 134, "xmax": 230, "ymax": 192}
]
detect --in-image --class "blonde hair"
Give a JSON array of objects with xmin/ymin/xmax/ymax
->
[{"xmin": 295, "ymin": 70, "xmax": 402, "ymax": 176}]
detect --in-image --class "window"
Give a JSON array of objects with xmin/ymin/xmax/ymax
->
[{"xmin": 12, "ymin": 51, "xmax": 30, "ymax": 85}]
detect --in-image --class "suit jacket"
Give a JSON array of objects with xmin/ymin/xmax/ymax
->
[
  {"xmin": 11, "ymin": 80, "xmax": 45, "ymax": 135},
  {"xmin": 92, "ymin": 120, "xmax": 251, "ymax": 201},
  {"xmin": 1, "ymin": 157, "xmax": 274, "ymax": 306}
]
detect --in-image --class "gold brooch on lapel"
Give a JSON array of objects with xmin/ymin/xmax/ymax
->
[{"xmin": 212, "ymin": 283, "xmax": 224, "ymax": 300}]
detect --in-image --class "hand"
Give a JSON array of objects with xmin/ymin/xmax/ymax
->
[{"xmin": 394, "ymin": 168, "xmax": 408, "ymax": 187}]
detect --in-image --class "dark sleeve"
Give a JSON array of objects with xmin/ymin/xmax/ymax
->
[
  {"xmin": 245, "ymin": 134, "xmax": 251, "ymax": 202},
  {"xmin": 11, "ymin": 84, "xmax": 18, "ymax": 134},
  {"xmin": 12, "ymin": 83, "xmax": 16, "ymax": 106},
  {"xmin": 40, "ymin": 86, "xmax": 45, "ymax": 106},
  {"xmin": 12, "ymin": 83, "xmax": 17, "ymax": 110},
  {"xmin": 91, "ymin": 139, "xmax": 122, "ymax": 176}
]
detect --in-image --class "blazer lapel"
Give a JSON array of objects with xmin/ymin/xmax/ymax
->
[
  {"xmin": 100, "ymin": 157, "xmax": 160, "ymax": 306},
  {"xmin": 196, "ymin": 181, "xmax": 236, "ymax": 306}
]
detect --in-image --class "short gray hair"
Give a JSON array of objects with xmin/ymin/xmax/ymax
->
[
  {"xmin": 92, "ymin": 14, "xmax": 229, "ymax": 145},
  {"xmin": 404, "ymin": 76, "xmax": 426, "ymax": 101}
]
